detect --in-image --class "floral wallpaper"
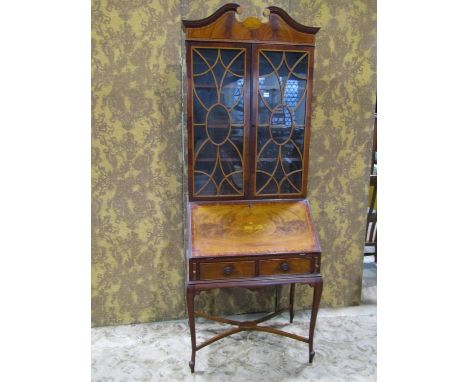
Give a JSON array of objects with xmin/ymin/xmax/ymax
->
[{"xmin": 92, "ymin": 0, "xmax": 376, "ymax": 326}]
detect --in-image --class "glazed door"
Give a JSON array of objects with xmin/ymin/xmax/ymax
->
[
  {"xmin": 187, "ymin": 42, "xmax": 250, "ymax": 200},
  {"xmin": 251, "ymin": 45, "xmax": 315, "ymax": 198}
]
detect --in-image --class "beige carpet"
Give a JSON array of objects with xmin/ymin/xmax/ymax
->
[{"xmin": 92, "ymin": 261, "xmax": 376, "ymax": 381}]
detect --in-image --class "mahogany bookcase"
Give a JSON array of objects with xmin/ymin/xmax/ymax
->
[{"xmin": 182, "ymin": 4, "xmax": 322, "ymax": 372}]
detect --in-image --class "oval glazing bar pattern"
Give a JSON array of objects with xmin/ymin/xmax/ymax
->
[
  {"xmin": 191, "ymin": 47, "xmax": 247, "ymax": 197},
  {"xmin": 255, "ymin": 49, "xmax": 309, "ymax": 196}
]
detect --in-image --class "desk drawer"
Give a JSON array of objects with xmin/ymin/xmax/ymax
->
[
  {"xmin": 259, "ymin": 258, "xmax": 311, "ymax": 276},
  {"xmin": 199, "ymin": 261, "xmax": 255, "ymax": 280}
]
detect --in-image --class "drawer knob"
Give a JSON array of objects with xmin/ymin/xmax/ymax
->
[
  {"xmin": 280, "ymin": 262, "xmax": 289, "ymax": 272},
  {"xmin": 223, "ymin": 266, "xmax": 234, "ymax": 276}
]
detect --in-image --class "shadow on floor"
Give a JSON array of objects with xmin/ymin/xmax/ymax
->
[{"xmin": 362, "ymin": 257, "xmax": 377, "ymax": 305}]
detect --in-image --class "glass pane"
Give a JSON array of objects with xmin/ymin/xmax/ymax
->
[
  {"xmin": 221, "ymin": 75, "xmax": 243, "ymax": 109},
  {"xmin": 229, "ymin": 127, "xmax": 243, "ymax": 153},
  {"xmin": 229, "ymin": 98, "xmax": 244, "ymax": 124},
  {"xmin": 194, "ymin": 140, "xmax": 216, "ymax": 175},
  {"xmin": 193, "ymin": 53, "xmax": 209, "ymax": 76},
  {"xmin": 220, "ymin": 141, "xmax": 243, "ymax": 191},
  {"xmin": 258, "ymin": 96, "xmax": 271, "ymax": 125},
  {"xmin": 207, "ymin": 104, "xmax": 230, "ymax": 144},
  {"xmin": 282, "ymin": 142, "xmax": 302, "ymax": 173},
  {"xmin": 193, "ymin": 125, "xmax": 208, "ymax": 155},
  {"xmin": 193, "ymin": 69, "xmax": 215, "ymax": 86},
  {"xmin": 191, "ymin": 47, "xmax": 246, "ymax": 197},
  {"xmin": 284, "ymin": 77, "xmax": 306, "ymax": 112},
  {"xmin": 273, "ymin": 165, "xmax": 285, "ymax": 183},
  {"xmin": 221, "ymin": 49, "xmax": 244, "ymax": 74},
  {"xmin": 257, "ymin": 141, "xmax": 278, "ymax": 174},
  {"xmin": 277, "ymin": 61, "xmax": 289, "ymax": 82},
  {"xmin": 194, "ymin": 48, "xmax": 217, "ymax": 67},
  {"xmin": 292, "ymin": 95, "xmax": 306, "ymax": 126},
  {"xmin": 227, "ymin": 52, "xmax": 244, "ymax": 76},
  {"xmin": 193, "ymin": 95, "xmax": 206, "ymax": 124},
  {"xmin": 291, "ymin": 126, "xmax": 305, "ymax": 153},
  {"xmin": 196, "ymin": 175, "xmax": 216, "ymax": 195},
  {"xmin": 270, "ymin": 105, "xmax": 293, "ymax": 144},
  {"xmin": 193, "ymin": 70, "xmax": 218, "ymax": 109},
  {"xmin": 258, "ymin": 69, "xmax": 281, "ymax": 110},
  {"xmin": 288, "ymin": 53, "xmax": 308, "ymax": 77},
  {"xmin": 219, "ymin": 49, "xmax": 239, "ymax": 66},
  {"xmin": 256, "ymin": 49, "xmax": 309, "ymax": 195},
  {"xmin": 257, "ymin": 173, "xmax": 278, "ymax": 194},
  {"xmin": 263, "ymin": 51, "xmax": 282, "ymax": 71}
]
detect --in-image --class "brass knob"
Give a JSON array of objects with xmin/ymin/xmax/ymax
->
[
  {"xmin": 223, "ymin": 266, "xmax": 234, "ymax": 276},
  {"xmin": 280, "ymin": 262, "xmax": 289, "ymax": 272}
]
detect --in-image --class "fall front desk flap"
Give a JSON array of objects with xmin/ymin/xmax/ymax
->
[{"xmin": 190, "ymin": 199, "xmax": 320, "ymax": 257}]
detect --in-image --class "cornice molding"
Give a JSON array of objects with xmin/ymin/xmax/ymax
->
[{"xmin": 182, "ymin": 3, "xmax": 320, "ymax": 45}]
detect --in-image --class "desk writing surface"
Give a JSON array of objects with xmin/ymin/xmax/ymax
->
[{"xmin": 190, "ymin": 200, "xmax": 319, "ymax": 257}]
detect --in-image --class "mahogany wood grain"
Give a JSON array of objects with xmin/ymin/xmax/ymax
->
[
  {"xmin": 258, "ymin": 257, "xmax": 311, "ymax": 276},
  {"xmin": 309, "ymin": 277, "xmax": 323, "ymax": 363},
  {"xmin": 182, "ymin": 4, "xmax": 319, "ymax": 46},
  {"xmin": 186, "ymin": 287, "xmax": 196, "ymax": 372},
  {"xmin": 189, "ymin": 252, "xmax": 320, "ymax": 281},
  {"xmin": 289, "ymin": 283, "xmax": 295, "ymax": 323},
  {"xmin": 187, "ymin": 273, "xmax": 322, "ymax": 291},
  {"xmin": 190, "ymin": 199, "xmax": 319, "ymax": 257},
  {"xmin": 199, "ymin": 260, "xmax": 255, "ymax": 280}
]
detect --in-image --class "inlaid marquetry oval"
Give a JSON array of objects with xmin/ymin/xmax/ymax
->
[
  {"xmin": 206, "ymin": 104, "xmax": 231, "ymax": 145},
  {"xmin": 269, "ymin": 104, "xmax": 294, "ymax": 145}
]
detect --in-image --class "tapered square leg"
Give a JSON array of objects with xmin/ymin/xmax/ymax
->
[
  {"xmin": 186, "ymin": 287, "xmax": 196, "ymax": 373},
  {"xmin": 289, "ymin": 283, "xmax": 295, "ymax": 323},
  {"xmin": 308, "ymin": 277, "xmax": 323, "ymax": 363}
]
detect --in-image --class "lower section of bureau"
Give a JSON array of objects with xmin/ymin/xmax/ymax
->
[
  {"xmin": 185, "ymin": 273, "xmax": 323, "ymax": 373},
  {"xmin": 189, "ymin": 254, "xmax": 321, "ymax": 282}
]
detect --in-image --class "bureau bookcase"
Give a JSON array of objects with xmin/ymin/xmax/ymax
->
[{"xmin": 182, "ymin": 4, "xmax": 322, "ymax": 372}]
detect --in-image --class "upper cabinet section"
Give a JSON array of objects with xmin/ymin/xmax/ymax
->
[
  {"xmin": 182, "ymin": 3, "xmax": 319, "ymax": 46},
  {"xmin": 183, "ymin": 4, "xmax": 319, "ymax": 201}
]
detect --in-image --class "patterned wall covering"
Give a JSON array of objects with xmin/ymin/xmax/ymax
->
[
  {"xmin": 92, "ymin": 0, "xmax": 376, "ymax": 326},
  {"xmin": 92, "ymin": 0, "xmax": 185, "ymax": 327}
]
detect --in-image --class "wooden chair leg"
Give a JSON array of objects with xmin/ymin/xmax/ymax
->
[
  {"xmin": 308, "ymin": 277, "xmax": 323, "ymax": 363},
  {"xmin": 289, "ymin": 283, "xmax": 295, "ymax": 323},
  {"xmin": 186, "ymin": 287, "xmax": 196, "ymax": 373}
]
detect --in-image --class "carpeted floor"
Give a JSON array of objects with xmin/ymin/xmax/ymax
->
[{"xmin": 92, "ymin": 260, "xmax": 377, "ymax": 381}]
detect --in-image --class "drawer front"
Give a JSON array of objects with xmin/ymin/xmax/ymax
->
[
  {"xmin": 199, "ymin": 261, "xmax": 255, "ymax": 280},
  {"xmin": 259, "ymin": 258, "xmax": 311, "ymax": 276}
]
